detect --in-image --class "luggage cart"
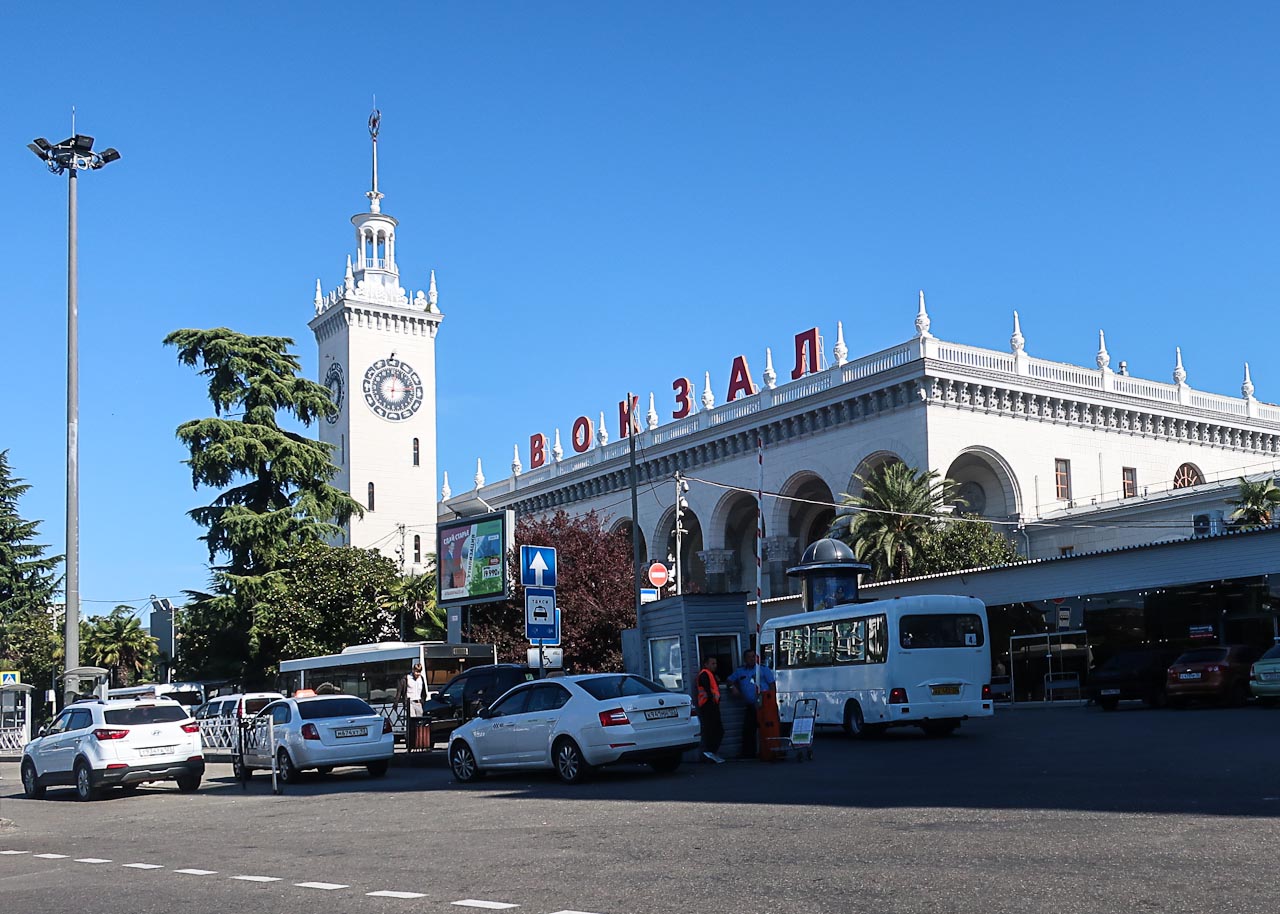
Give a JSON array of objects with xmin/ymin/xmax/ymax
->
[{"xmin": 766, "ymin": 698, "xmax": 817, "ymax": 762}]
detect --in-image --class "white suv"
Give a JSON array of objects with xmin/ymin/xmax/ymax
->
[{"xmin": 21, "ymin": 698, "xmax": 205, "ymax": 801}]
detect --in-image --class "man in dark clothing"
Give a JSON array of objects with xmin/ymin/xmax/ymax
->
[
  {"xmin": 394, "ymin": 663, "xmax": 429, "ymax": 749},
  {"xmin": 696, "ymin": 656, "xmax": 725, "ymax": 764}
]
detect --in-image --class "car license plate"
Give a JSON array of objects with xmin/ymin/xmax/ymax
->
[
  {"xmin": 1100, "ymin": 689, "xmax": 1121, "ymax": 696},
  {"xmin": 335, "ymin": 727, "xmax": 367, "ymax": 738},
  {"xmin": 1262, "ymin": 672, "xmax": 1279, "ymax": 682},
  {"xmin": 139, "ymin": 746, "xmax": 175, "ymax": 758},
  {"xmin": 930, "ymin": 684, "xmax": 961, "ymax": 696},
  {"xmin": 643, "ymin": 708, "xmax": 679, "ymax": 720},
  {"xmin": 1179, "ymin": 673, "xmax": 1201, "ymax": 680}
]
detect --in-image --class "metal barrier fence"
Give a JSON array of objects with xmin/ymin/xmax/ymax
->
[
  {"xmin": 198, "ymin": 717, "xmax": 239, "ymax": 751},
  {"xmin": 0, "ymin": 726, "xmax": 25, "ymax": 752}
]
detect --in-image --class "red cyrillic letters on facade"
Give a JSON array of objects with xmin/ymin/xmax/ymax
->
[
  {"xmin": 792, "ymin": 327, "xmax": 820, "ymax": 380},
  {"xmin": 726, "ymin": 355, "xmax": 756, "ymax": 402}
]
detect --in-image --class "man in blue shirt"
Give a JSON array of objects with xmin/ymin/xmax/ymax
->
[{"xmin": 727, "ymin": 649, "xmax": 776, "ymax": 758}]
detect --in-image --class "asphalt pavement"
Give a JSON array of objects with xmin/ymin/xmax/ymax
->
[{"xmin": 2, "ymin": 703, "xmax": 1279, "ymax": 914}]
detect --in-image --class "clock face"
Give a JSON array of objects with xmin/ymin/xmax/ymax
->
[
  {"xmin": 363, "ymin": 358, "xmax": 424, "ymax": 421},
  {"xmin": 324, "ymin": 361, "xmax": 345, "ymax": 423}
]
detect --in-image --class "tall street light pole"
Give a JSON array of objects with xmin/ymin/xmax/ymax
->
[{"xmin": 28, "ymin": 130, "xmax": 121, "ymax": 705}]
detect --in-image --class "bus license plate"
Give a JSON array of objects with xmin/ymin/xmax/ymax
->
[
  {"xmin": 644, "ymin": 708, "xmax": 679, "ymax": 720},
  {"xmin": 930, "ymin": 685, "xmax": 961, "ymax": 696},
  {"xmin": 335, "ymin": 727, "xmax": 368, "ymax": 738}
]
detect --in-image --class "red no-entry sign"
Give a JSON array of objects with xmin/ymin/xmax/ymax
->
[{"xmin": 647, "ymin": 563, "xmax": 670, "ymax": 588}]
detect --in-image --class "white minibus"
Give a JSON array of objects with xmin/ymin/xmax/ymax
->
[
  {"xmin": 760, "ymin": 594, "xmax": 994, "ymax": 737},
  {"xmin": 107, "ymin": 682, "xmax": 206, "ymax": 715}
]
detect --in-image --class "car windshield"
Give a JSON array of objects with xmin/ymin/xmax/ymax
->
[
  {"xmin": 1261, "ymin": 644, "xmax": 1280, "ymax": 661},
  {"xmin": 576, "ymin": 675, "xmax": 667, "ymax": 700},
  {"xmin": 104, "ymin": 705, "xmax": 188, "ymax": 725},
  {"xmin": 297, "ymin": 697, "xmax": 374, "ymax": 719},
  {"xmin": 1175, "ymin": 648, "xmax": 1228, "ymax": 664}
]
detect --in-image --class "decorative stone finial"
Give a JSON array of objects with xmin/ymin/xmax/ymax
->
[
  {"xmin": 427, "ymin": 270, "xmax": 438, "ymax": 311},
  {"xmin": 474, "ymin": 458, "xmax": 485, "ymax": 489},
  {"xmin": 552, "ymin": 428, "xmax": 564, "ymax": 462},
  {"xmin": 344, "ymin": 255, "xmax": 355, "ymax": 292},
  {"xmin": 1173, "ymin": 347, "xmax": 1187, "ymax": 385},
  {"xmin": 915, "ymin": 290, "xmax": 933, "ymax": 339},
  {"xmin": 440, "ymin": 471, "xmax": 451, "ymax": 501},
  {"xmin": 834, "ymin": 321, "xmax": 849, "ymax": 366},
  {"xmin": 511, "ymin": 444, "xmax": 522, "ymax": 476},
  {"xmin": 1096, "ymin": 329, "xmax": 1110, "ymax": 371},
  {"xmin": 1243, "ymin": 362, "xmax": 1255, "ymax": 400},
  {"xmin": 1011, "ymin": 311, "xmax": 1025, "ymax": 353},
  {"xmin": 314, "ymin": 279, "xmax": 324, "ymax": 312},
  {"xmin": 701, "ymin": 372, "xmax": 716, "ymax": 410},
  {"xmin": 763, "ymin": 347, "xmax": 777, "ymax": 390},
  {"xmin": 596, "ymin": 412, "xmax": 609, "ymax": 447},
  {"xmin": 646, "ymin": 392, "xmax": 659, "ymax": 430}
]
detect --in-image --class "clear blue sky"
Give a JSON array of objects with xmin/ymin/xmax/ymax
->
[{"xmin": 2, "ymin": 2, "xmax": 1275, "ymax": 620}]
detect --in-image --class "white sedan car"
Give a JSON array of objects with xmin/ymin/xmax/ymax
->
[
  {"xmin": 448, "ymin": 673, "xmax": 700, "ymax": 785},
  {"xmin": 237, "ymin": 694, "xmax": 394, "ymax": 783}
]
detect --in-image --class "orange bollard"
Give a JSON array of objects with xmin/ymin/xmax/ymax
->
[{"xmin": 756, "ymin": 690, "xmax": 784, "ymax": 761}]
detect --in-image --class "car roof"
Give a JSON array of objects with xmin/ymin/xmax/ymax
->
[{"xmin": 99, "ymin": 697, "xmax": 185, "ymax": 710}]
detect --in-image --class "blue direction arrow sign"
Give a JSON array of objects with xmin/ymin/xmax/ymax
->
[
  {"xmin": 520, "ymin": 545, "xmax": 558, "ymax": 588},
  {"xmin": 525, "ymin": 587, "xmax": 558, "ymax": 642}
]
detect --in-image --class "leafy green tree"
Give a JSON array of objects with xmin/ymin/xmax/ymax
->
[
  {"xmin": 396, "ymin": 558, "xmax": 444, "ymax": 641},
  {"xmin": 252, "ymin": 543, "xmax": 400, "ymax": 672},
  {"xmin": 830, "ymin": 462, "xmax": 959, "ymax": 580},
  {"xmin": 166, "ymin": 328, "xmax": 362, "ymax": 681},
  {"xmin": 83, "ymin": 606, "xmax": 158, "ymax": 687},
  {"xmin": 918, "ymin": 514, "xmax": 1023, "ymax": 575},
  {"xmin": 1227, "ymin": 476, "xmax": 1280, "ymax": 528}
]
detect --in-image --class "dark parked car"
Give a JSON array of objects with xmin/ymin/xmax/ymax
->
[
  {"xmin": 1166, "ymin": 645, "xmax": 1265, "ymax": 707},
  {"xmin": 1088, "ymin": 647, "xmax": 1181, "ymax": 710},
  {"xmin": 416, "ymin": 664, "xmax": 536, "ymax": 748}
]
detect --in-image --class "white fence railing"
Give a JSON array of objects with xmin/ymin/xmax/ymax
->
[{"xmin": 0, "ymin": 726, "xmax": 25, "ymax": 752}]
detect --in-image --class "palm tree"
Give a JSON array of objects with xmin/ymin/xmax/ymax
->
[
  {"xmin": 1227, "ymin": 476, "xmax": 1280, "ymax": 528},
  {"xmin": 830, "ymin": 462, "xmax": 960, "ymax": 580},
  {"xmin": 83, "ymin": 606, "xmax": 158, "ymax": 687},
  {"xmin": 395, "ymin": 559, "xmax": 444, "ymax": 641}
]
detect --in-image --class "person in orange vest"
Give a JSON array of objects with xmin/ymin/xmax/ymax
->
[{"xmin": 696, "ymin": 656, "xmax": 725, "ymax": 764}]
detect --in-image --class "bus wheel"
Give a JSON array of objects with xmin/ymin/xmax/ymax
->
[{"xmin": 842, "ymin": 701, "xmax": 865, "ymax": 738}]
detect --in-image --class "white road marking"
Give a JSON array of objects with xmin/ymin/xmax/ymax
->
[
  {"xmin": 0, "ymin": 851, "xmax": 30, "ymax": 855},
  {"xmin": 122, "ymin": 863, "xmax": 165, "ymax": 869},
  {"xmin": 549, "ymin": 910, "xmax": 607, "ymax": 914},
  {"xmin": 452, "ymin": 902, "xmax": 519, "ymax": 910},
  {"xmin": 368, "ymin": 890, "xmax": 428, "ymax": 899},
  {"xmin": 233, "ymin": 875, "xmax": 282, "ymax": 883},
  {"xmin": 34, "ymin": 854, "xmax": 68, "ymax": 859},
  {"xmin": 295, "ymin": 881, "xmax": 349, "ymax": 890},
  {"xmin": 75, "ymin": 858, "xmax": 112, "ymax": 864},
  {"xmin": 174, "ymin": 868, "xmax": 218, "ymax": 875}
]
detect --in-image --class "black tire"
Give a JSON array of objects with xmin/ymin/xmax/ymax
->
[
  {"xmin": 449, "ymin": 741, "xmax": 482, "ymax": 783},
  {"xmin": 316, "ymin": 766, "xmax": 334, "ymax": 775},
  {"xmin": 842, "ymin": 701, "xmax": 865, "ymax": 738},
  {"xmin": 232, "ymin": 755, "xmax": 252, "ymax": 782},
  {"xmin": 920, "ymin": 720, "xmax": 961, "ymax": 738},
  {"xmin": 74, "ymin": 761, "xmax": 99, "ymax": 802},
  {"xmin": 1098, "ymin": 698, "xmax": 1119, "ymax": 711},
  {"xmin": 21, "ymin": 760, "xmax": 45, "ymax": 800},
  {"xmin": 276, "ymin": 747, "xmax": 299, "ymax": 784},
  {"xmin": 649, "ymin": 753, "xmax": 682, "ymax": 774},
  {"xmin": 176, "ymin": 774, "xmax": 201, "ymax": 793},
  {"xmin": 1144, "ymin": 690, "xmax": 1167, "ymax": 709},
  {"xmin": 366, "ymin": 759, "xmax": 389, "ymax": 778},
  {"xmin": 553, "ymin": 737, "xmax": 593, "ymax": 785}
]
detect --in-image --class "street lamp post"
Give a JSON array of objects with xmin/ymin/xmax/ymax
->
[{"xmin": 28, "ymin": 132, "xmax": 120, "ymax": 705}]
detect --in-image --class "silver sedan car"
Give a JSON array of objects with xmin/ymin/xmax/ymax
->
[{"xmin": 237, "ymin": 695, "xmax": 394, "ymax": 783}]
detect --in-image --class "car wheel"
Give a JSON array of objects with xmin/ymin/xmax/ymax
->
[
  {"xmin": 232, "ymin": 756, "xmax": 252, "ymax": 782},
  {"xmin": 842, "ymin": 701, "xmax": 865, "ymax": 738},
  {"xmin": 920, "ymin": 720, "xmax": 960, "ymax": 738},
  {"xmin": 366, "ymin": 759, "xmax": 389, "ymax": 778},
  {"xmin": 449, "ymin": 742, "xmax": 482, "ymax": 783},
  {"xmin": 649, "ymin": 753, "xmax": 682, "ymax": 774},
  {"xmin": 1098, "ymin": 698, "xmax": 1119, "ymax": 711},
  {"xmin": 553, "ymin": 737, "xmax": 593, "ymax": 785},
  {"xmin": 176, "ymin": 774, "xmax": 201, "ymax": 793},
  {"xmin": 21, "ymin": 761, "xmax": 45, "ymax": 800},
  {"xmin": 74, "ymin": 761, "xmax": 99, "ymax": 802},
  {"xmin": 276, "ymin": 748, "xmax": 299, "ymax": 784}
]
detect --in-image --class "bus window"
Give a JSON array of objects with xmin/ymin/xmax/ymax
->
[{"xmin": 899, "ymin": 613, "xmax": 985, "ymax": 649}]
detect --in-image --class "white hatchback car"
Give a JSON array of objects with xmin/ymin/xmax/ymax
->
[
  {"xmin": 448, "ymin": 673, "xmax": 700, "ymax": 785},
  {"xmin": 21, "ymin": 698, "xmax": 204, "ymax": 801},
  {"xmin": 237, "ymin": 694, "xmax": 394, "ymax": 783}
]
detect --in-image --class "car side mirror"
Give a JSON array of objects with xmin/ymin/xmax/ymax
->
[
  {"xmin": 478, "ymin": 706, "xmax": 495, "ymax": 719},
  {"xmin": 37, "ymin": 726, "xmax": 47, "ymax": 738}
]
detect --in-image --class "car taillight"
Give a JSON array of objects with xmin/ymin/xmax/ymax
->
[
  {"xmin": 181, "ymin": 723, "xmax": 200, "ymax": 734},
  {"xmin": 598, "ymin": 708, "xmax": 629, "ymax": 727},
  {"xmin": 301, "ymin": 723, "xmax": 321, "ymax": 740},
  {"xmin": 981, "ymin": 683, "xmax": 992, "ymax": 700},
  {"xmin": 1205, "ymin": 665, "xmax": 1221, "ymax": 673},
  {"xmin": 93, "ymin": 728, "xmax": 129, "ymax": 740},
  {"xmin": 888, "ymin": 688, "xmax": 908, "ymax": 705},
  {"xmin": 382, "ymin": 717, "xmax": 393, "ymax": 734},
  {"xmin": 1168, "ymin": 669, "xmax": 1179, "ymax": 680}
]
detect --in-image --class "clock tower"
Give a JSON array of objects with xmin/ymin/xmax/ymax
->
[{"xmin": 308, "ymin": 110, "xmax": 443, "ymax": 572}]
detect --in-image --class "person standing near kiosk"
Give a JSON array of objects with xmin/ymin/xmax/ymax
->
[
  {"xmin": 696, "ymin": 657, "xmax": 725, "ymax": 764},
  {"xmin": 395, "ymin": 663, "xmax": 429, "ymax": 748},
  {"xmin": 728, "ymin": 649, "xmax": 775, "ymax": 758}
]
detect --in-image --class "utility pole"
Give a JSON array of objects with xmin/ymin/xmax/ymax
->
[
  {"xmin": 627, "ymin": 392, "xmax": 642, "ymax": 617},
  {"xmin": 674, "ymin": 472, "xmax": 689, "ymax": 595}
]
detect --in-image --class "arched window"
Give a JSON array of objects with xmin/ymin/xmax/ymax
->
[
  {"xmin": 413, "ymin": 535, "xmax": 421, "ymax": 564},
  {"xmin": 412, "ymin": 438, "xmax": 420, "ymax": 467},
  {"xmin": 367, "ymin": 482, "xmax": 376, "ymax": 511},
  {"xmin": 1173, "ymin": 463, "xmax": 1204, "ymax": 489}
]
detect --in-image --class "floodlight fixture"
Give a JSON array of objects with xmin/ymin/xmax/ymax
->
[
  {"xmin": 99, "ymin": 147, "xmax": 120, "ymax": 164},
  {"xmin": 71, "ymin": 134, "xmax": 94, "ymax": 152}
]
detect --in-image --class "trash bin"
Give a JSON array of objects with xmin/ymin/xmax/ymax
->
[{"xmin": 409, "ymin": 718, "xmax": 432, "ymax": 752}]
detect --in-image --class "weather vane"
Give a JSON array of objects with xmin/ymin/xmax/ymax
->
[{"xmin": 369, "ymin": 100, "xmax": 381, "ymax": 139}]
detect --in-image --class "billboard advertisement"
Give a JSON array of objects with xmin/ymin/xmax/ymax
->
[{"xmin": 437, "ymin": 510, "xmax": 515, "ymax": 606}]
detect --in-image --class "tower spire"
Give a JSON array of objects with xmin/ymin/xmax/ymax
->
[{"xmin": 367, "ymin": 104, "xmax": 384, "ymax": 214}]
